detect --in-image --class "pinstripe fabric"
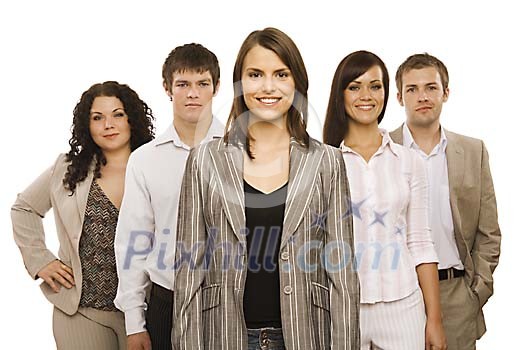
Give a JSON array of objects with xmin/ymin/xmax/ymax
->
[
  {"xmin": 172, "ymin": 138, "xmax": 360, "ymax": 350},
  {"xmin": 359, "ymin": 288, "xmax": 425, "ymax": 350},
  {"xmin": 53, "ymin": 306, "xmax": 127, "ymax": 350},
  {"xmin": 11, "ymin": 153, "xmax": 95, "ymax": 314}
]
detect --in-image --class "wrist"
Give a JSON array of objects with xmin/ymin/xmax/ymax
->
[{"xmin": 426, "ymin": 312, "xmax": 443, "ymax": 324}]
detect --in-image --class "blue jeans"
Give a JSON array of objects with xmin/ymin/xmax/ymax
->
[{"xmin": 247, "ymin": 327, "xmax": 285, "ymax": 350}]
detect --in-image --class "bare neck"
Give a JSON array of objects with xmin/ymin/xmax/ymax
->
[
  {"xmin": 406, "ymin": 121, "xmax": 441, "ymax": 155},
  {"xmin": 344, "ymin": 122, "xmax": 381, "ymax": 149},
  {"xmin": 101, "ymin": 147, "xmax": 130, "ymax": 171},
  {"xmin": 249, "ymin": 118, "xmax": 290, "ymax": 151},
  {"xmin": 173, "ymin": 114, "xmax": 213, "ymax": 148}
]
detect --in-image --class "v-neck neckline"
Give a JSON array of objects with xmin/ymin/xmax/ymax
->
[{"xmin": 92, "ymin": 180, "xmax": 119, "ymax": 211}]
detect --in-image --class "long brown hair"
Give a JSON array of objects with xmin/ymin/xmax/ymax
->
[
  {"xmin": 323, "ymin": 50, "xmax": 389, "ymax": 147},
  {"xmin": 224, "ymin": 27, "xmax": 309, "ymax": 158}
]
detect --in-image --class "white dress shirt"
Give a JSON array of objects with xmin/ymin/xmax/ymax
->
[
  {"xmin": 114, "ymin": 118, "xmax": 223, "ymax": 335},
  {"xmin": 341, "ymin": 129, "xmax": 438, "ymax": 304},
  {"xmin": 402, "ymin": 123, "xmax": 464, "ymax": 270}
]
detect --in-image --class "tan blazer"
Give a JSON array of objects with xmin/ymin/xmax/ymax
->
[
  {"xmin": 390, "ymin": 126, "xmax": 501, "ymax": 336},
  {"xmin": 172, "ymin": 138, "xmax": 360, "ymax": 350},
  {"xmin": 11, "ymin": 153, "xmax": 94, "ymax": 315}
]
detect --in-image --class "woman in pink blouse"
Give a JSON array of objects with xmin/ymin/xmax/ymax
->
[{"xmin": 323, "ymin": 51, "xmax": 447, "ymax": 350}]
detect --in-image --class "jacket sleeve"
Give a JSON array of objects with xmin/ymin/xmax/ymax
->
[
  {"xmin": 172, "ymin": 146, "xmax": 207, "ymax": 350},
  {"xmin": 11, "ymin": 154, "xmax": 63, "ymax": 279},
  {"xmin": 471, "ymin": 141, "xmax": 501, "ymax": 306},
  {"xmin": 324, "ymin": 149, "xmax": 360, "ymax": 349}
]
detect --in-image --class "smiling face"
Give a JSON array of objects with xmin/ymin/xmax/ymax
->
[
  {"xmin": 89, "ymin": 96, "xmax": 131, "ymax": 153},
  {"xmin": 344, "ymin": 65, "xmax": 385, "ymax": 127},
  {"xmin": 165, "ymin": 70, "xmax": 217, "ymax": 125},
  {"xmin": 397, "ymin": 66, "xmax": 449, "ymax": 129},
  {"xmin": 241, "ymin": 45, "xmax": 296, "ymax": 123}
]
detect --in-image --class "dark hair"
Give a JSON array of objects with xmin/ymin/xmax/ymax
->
[
  {"xmin": 224, "ymin": 27, "xmax": 309, "ymax": 159},
  {"xmin": 395, "ymin": 53, "xmax": 449, "ymax": 96},
  {"xmin": 63, "ymin": 81, "xmax": 155, "ymax": 193},
  {"xmin": 323, "ymin": 50, "xmax": 389, "ymax": 147},
  {"xmin": 162, "ymin": 43, "xmax": 220, "ymax": 93}
]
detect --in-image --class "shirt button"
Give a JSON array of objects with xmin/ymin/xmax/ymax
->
[
  {"xmin": 281, "ymin": 251, "xmax": 289, "ymax": 261},
  {"xmin": 283, "ymin": 285, "xmax": 293, "ymax": 295}
]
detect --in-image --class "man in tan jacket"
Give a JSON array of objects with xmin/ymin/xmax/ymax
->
[{"xmin": 391, "ymin": 53, "xmax": 501, "ymax": 350}]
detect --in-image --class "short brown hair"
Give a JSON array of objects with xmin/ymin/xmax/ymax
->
[
  {"xmin": 395, "ymin": 53, "xmax": 449, "ymax": 95},
  {"xmin": 224, "ymin": 27, "xmax": 309, "ymax": 158},
  {"xmin": 162, "ymin": 43, "xmax": 220, "ymax": 93}
]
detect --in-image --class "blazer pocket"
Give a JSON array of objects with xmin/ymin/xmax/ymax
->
[
  {"xmin": 201, "ymin": 284, "xmax": 221, "ymax": 311},
  {"xmin": 311, "ymin": 282, "xmax": 330, "ymax": 312}
]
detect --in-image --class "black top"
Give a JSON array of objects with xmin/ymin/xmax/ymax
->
[{"xmin": 243, "ymin": 180, "xmax": 288, "ymax": 329}]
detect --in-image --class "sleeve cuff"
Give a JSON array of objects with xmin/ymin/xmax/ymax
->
[
  {"xmin": 124, "ymin": 307, "xmax": 147, "ymax": 335},
  {"xmin": 28, "ymin": 250, "xmax": 58, "ymax": 280},
  {"xmin": 412, "ymin": 246, "xmax": 439, "ymax": 267},
  {"xmin": 472, "ymin": 275, "xmax": 492, "ymax": 306}
]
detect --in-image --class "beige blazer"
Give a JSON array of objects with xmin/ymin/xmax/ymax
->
[
  {"xmin": 390, "ymin": 126, "xmax": 501, "ymax": 336},
  {"xmin": 11, "ymin": 153, "xmax": 94, "ymax": 315},
  {"xmin": 172, "ymin": 138, "xmax": 360, "ymax": 349}
]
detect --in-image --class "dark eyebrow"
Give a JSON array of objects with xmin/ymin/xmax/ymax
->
[
  {"xmin": 90, "ymin": 108, "xmax": 124, "ymax": 115},
  {"xmin": 370, "ymin": 79, "xmax": 382, "ymax": 83}
]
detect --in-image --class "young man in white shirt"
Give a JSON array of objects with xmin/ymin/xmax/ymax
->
[
  {"xmin": 114, "ymin": 43, "xmax": 223, "ymax": 350},
  {"xmin": 390, "ymin": 53, "xmax": 501, "ymax": 350}
]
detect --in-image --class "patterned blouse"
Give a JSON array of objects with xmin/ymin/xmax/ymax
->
[{"xmin": 79, "ymin": 181, "xmax": 119, "ymax": 311}]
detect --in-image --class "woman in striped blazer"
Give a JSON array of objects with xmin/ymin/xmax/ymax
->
[
  {"xmin": 172, "ymin": 27, "xmax": 360, "ymax": 350},
  {"xmin": 11, "ymin": 81, "xmax": 155, "ymax": 349}
]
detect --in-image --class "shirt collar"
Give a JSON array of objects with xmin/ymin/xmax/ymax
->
[
  {"xmin": 153, "ymin": 117, "xmax": 224, "ymax": 149},
  {"xmin": 340, "ymin": 128, "xmax": 399, "ymax": 157},
  {"xmin": 402, "ymin": 123, "xmax": 447, "ymax": 153}
]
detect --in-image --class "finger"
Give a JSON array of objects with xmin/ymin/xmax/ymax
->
[
  {"xmin": 60, "ymin": 263, "xmax": 74, "ymax": 276},
  {"xmin": 52, "ymin": 272, "xmax": 73, "ymax": 289},
  {"xmin": 45, "ymin": 277, "xmax": 61, "ymax": 293},
  {"xmin": 57, "ymin": 268, "xmax": 75, "ymax": 286}
]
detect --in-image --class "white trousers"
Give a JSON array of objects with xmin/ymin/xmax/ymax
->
[{"xmin": 360, "ymin": 288, "xmax": 426, "ymax": 350}]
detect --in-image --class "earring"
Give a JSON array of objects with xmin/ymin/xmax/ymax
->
[{"xmin": 170, "ymin": 96, "xmax": 173, "ymax": 102}]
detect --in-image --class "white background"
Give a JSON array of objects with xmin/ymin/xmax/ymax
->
[{"xmin": 1, "ymin": 0, "xmax": 522, "ymax": 348}]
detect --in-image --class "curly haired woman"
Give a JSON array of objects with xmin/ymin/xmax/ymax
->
[{"xmin": 11, "ymin": 81, "xmax": 155, "ymax": 350}]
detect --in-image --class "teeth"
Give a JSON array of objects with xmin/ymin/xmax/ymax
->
[
  {"xmin": 356, "ymin": 105, "xmax": 374, "ymax": 111},
  {"xmin": 259, "ymin": 98, "xmax": 279, "ymax": 104}
]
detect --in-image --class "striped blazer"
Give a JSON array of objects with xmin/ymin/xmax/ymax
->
[
  {"xmin": 172, "ymin": 137, "xmax": 360, "ymax": 349},
  {"xmin": 11, "ymin": 154, "xmax": 94, "ymax": 315}
]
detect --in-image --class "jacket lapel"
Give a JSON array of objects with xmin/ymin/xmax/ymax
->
[
  {"xmin": 281, "ymin": 139, "xmax": 322, "ymax": 249},
  {"xmin": 445, "ymin": 130, "xmax": 468, "ymax": 264},
  {"xmin": 215, "ymin": 142, "xmax": 246, "ymax": 244},
  {"xmin": 72, "ymin": 162, "xmax": 95, "ymax": 251},
  {"xmin": 389, "ymin": 125, "xmax": 403, "ymax": 144}
]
